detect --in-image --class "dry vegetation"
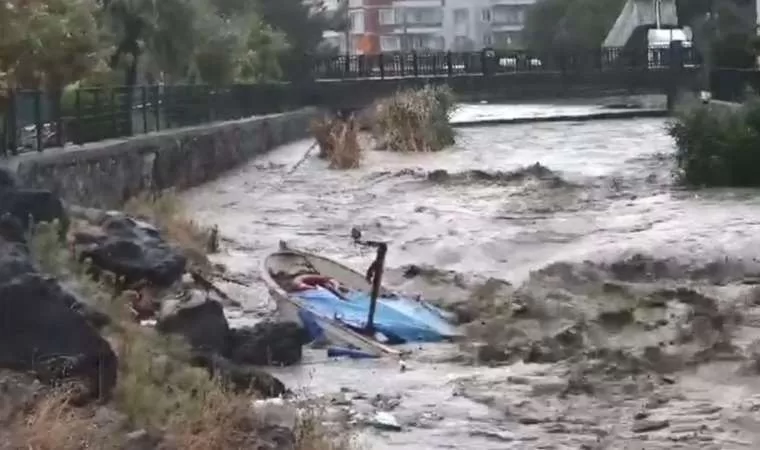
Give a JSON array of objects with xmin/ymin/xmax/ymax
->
[
  {"xmin": 124, "ymin": 191, "xmax": 219, "ymax": 272},
  {"xmin": 6, "ymin": 390, "xmax": 113, "ymax": 450},
  {"xmin": 372, "ymin": 85, "xmax": 456, "ymax": 153},
  {"xmin": 4, "ymin": 202, "xmax": 354, "ymax": 450},
  {"xmin": 308, "ymin": 86, "xmax": 457, "ymax": 168},
  {"xmin": 310, "ymin": 115, "xmax": 362, "ymax": 169}
]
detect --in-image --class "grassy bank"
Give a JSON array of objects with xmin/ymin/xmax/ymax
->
[
  {"xmin": 667, "ymin": 99, "xmax": 760, "ymax": 187},
  {"xmin": 7, "ymin": 194, "xmax": 353, "ymax": 450}
]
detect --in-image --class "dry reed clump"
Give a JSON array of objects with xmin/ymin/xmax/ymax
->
[
  {"xmin": 124, "ymin": 191, "xmax": 219, "ymax": 271},
  {"xmin": 5, "ymin": 389, "xmax": 116, "ymax": 450},
  {"xmin": 309, "ymin": 115, "xmax": 362, "ymax": 169},
  {"xmin": 372, "ymin": 85, "xmax": 456, "ymax": 153}
]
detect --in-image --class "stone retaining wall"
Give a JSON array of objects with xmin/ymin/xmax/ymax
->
[{"xmin": 7, "ymin": 108, "xmax": 318, "ymax": 209}]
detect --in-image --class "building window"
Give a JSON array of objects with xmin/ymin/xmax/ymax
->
[
  {"xmin": 379, "ymin": 8, "xmax": 395, "ymax": 25},
  {"xmin": 349, "ymin": 11, "xmax": 364, "ymax": 33},
  {"xmin": 403, "ymin": 7, "xmax": 443, "ymax": 25},
  {"xmin": 481, "ymin": 8, "xmax": 491, "ymax": 22},
  {"xmin": 380, "ymin": 35, "xmax": 401, "ymax": 52},
  {"xmin": 493, "ymin": 6, "xmax": 527, "ymax": 25},
  {"xmin": 453, "ymin": 8, "xmax": 468, "ymax": 24}
]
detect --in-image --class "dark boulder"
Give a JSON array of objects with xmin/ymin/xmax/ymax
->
[
  {"xmin": 79, "ymin": 215, "xmax": 186, "ymax": 288},
  {"xmin": 0, "ymin": 187, "xmax": 69, "ymax": 238},
  {"xmin": 0, "ymin": 225, "xmax": 117, "ymax": 399},
  {"xmin": 57, "ymin": 280, "xmax": 112, "ymax": 330},
  {"xmin": 156, "ymin": 294, "xmax": 308, "ymax": 367},
  {"xmin": 228, "ymin": 322, "xmax": 309, "ymax": 366},
  {"xmin": 0, "ymin": 167, "xmax": 17, "ymax": 190},
  {"xmin": 156, "ymin": 295, "xmax": 230, "ymax": 355},
  {"xmin": 189, "ymin": 352, "xmax": 287, "ymax": 398}
]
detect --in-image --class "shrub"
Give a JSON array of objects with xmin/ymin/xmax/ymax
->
[
  {"xmin": 309, "ymin": 115, "xmax": 362, "ymax": 169},
  {"xmin": 667, "ymin": 98, "xmax": 760, "ymax": 187},
  {"xmin": 373, "ymin": 85, "xmax": 457, "ymax": 152}
]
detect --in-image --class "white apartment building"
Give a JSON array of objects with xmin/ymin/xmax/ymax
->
[
  {"xmin": 341, "ymin": 0, "xmax": 535, "ymax": 54},
  {"xmin": 444, "ymin": 0, "xmax": 535, "ymax": 51}
]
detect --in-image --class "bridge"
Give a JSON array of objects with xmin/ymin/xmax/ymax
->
[
  {"xmin": 304, "ymin": 44, "xmax": 703, "ymax": 110},
  {"xmin": 2, "ymin": 43, "xmax": 705, "ymax": 155}
]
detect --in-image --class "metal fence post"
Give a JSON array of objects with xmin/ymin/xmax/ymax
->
[
  {"xmin": 207, "ymin": 85, "xmax": 214, "ymax": 123},
  {"xmin": 412, "ymin": 51, "xmax": 419, "ymax": 77},
  {"xmin": 33, "ymin": 90, "xmax": 43, "ymax": 152},
  {"xmin": 666, "ymin": 40, "xmax": 684, "ymax": 111},
  {"xmin": 141, "ymin": 86, "xmax": 148, "ymax": 133},
  {"xmin": 446, "ymin": 51, "xmax": 453, "ymax": 77},
  {"xmin": 8, "ymin": 90, "xmax": 17, "ymax": 155},
  {"xmin": 110, "ymin": 88, "xmax": 117, "ymax": 137},
  {"xmin": 74, "ymin": 89, "xmax": 82, "ymax": 144},
  {"xmin": 379, "ymin": 53, "xmax": 385, "ymax": 79},
  {"xmin": 154, "ymin": 85, "xmax": 161, "ymax": 132},
  {"xmin": 52, "ymin": 88, "xmax": 63, "ymax": 148}
]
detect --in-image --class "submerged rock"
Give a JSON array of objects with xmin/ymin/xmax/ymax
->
[
  {"xmin": 157, "ymin": 288, "xmax": 308, "ymax": 367},
  {"xmin": 157, "ymin": 293, "xmax": 303, "ymax": 396},
  {"xmin": 189, "ymin": 352, "xmax": 287, "ymax": 398},
  {"xmin": 0, "ymin": 216, "xmax": 117, "ymax": 400},
  {"xmin": 78, "ymin": 214, "xmax": 186, "ymax": 288},
  {"xmin": 228, "ymin": 322, "xmax": 309, "ymax": 367}
]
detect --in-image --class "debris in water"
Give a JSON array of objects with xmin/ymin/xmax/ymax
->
[
  {"xmin": 369, "ymin": 411, "xmax": 402, "ymax": 431},
  {"xmin": 632, "ymin": 418, "xmax": 670, "ymax": 433}
]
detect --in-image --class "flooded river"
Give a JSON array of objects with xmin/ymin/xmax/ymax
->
[{"xmin": 185, "ymin": 104, "xmax": 760, "ymax": 449}]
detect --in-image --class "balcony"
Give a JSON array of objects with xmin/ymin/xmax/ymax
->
[
  {"xmin": 380, "ymin": 7, "xmax": 443, "ymax": 28},
  {"xmin": 491, "ymin": 5, "xmax": 527, "ymax": 27}
]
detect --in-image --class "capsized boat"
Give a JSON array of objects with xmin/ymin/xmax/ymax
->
[{"xmin": 261, "ymin": 240, "xmax": 462, "ymax": 358}]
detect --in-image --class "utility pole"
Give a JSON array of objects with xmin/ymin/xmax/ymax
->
[
  {"xmin": 402, "ymin": 7, "xmax": 409, "ymax": 51},
  {"xmin": 344, "ymin": 0, "xmax": 351, "ymax": 54},
  {"xmin": 654, "ymin": 0, "xmax": 661, "ymax": 29},
  {"xmin": 702, "ymin": 0, "xmax": 715, "ymax": 94}
]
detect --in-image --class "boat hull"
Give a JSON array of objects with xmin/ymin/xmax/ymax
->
[{"xmin": 261, "ymin": 245, "xmax": 460, "ymax": 358}]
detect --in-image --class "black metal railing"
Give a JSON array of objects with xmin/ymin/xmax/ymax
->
[
  {"xmin": 1, "ymin": 83, "xmax": 299, "ymax": 156},
  {"xmin": 0, "ymin": 46, "xmax": 704, "ymax": 157},
  {"xmin": 311, "ymin": 46, "xmax": 700, "ymax": 80}
]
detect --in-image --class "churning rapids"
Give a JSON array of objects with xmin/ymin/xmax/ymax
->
[{"xmin": 184, "ymin": 105, "xmax": 760, "ymax": 449}]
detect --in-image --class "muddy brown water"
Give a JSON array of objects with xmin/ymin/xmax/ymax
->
[{"xmin": 184, "ymin": 106, "xmax": 760, "ymax": 449}]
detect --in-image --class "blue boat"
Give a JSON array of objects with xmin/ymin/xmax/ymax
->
[{"xmin": 261, "ymin": 243, "xmax": 462, "ymax": 358}]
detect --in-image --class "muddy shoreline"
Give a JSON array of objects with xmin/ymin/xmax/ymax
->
[{"xmin": 185, "ymin": 113, "xmax": 760, "ymax": 449}]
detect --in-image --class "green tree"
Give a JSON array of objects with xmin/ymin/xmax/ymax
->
[
  {"xmin": 253, "ymin": 0, "xmax": 334, "ymax": 80},
  {"xmin": 522, "ymin": 0, "xmax": 626, "ymax": 53},
  {"xmin": 676, "ymin": 0, "xmax": 756, "ymax": 78},
  {"xmin": 102, "ymin": 0, "xmax": 202, "ymax": 86},
  {"xmin": 0, "ymin": 0, "xmax": 103, "ymax": 90}
]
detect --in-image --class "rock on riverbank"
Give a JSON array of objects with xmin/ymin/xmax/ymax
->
[
  {"xmin": 0, "ymin": 166, "xmax": 355, "ymax": 449},
  {"xmin": 0, "ymin": 214, "xmax": 118, "ymax": 400},
  {"xmin": 67, "ymin": 206, "xmax": 307, "ymax": 396}
]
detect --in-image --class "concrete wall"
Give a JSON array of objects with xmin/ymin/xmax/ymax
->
[{"xmin": 7, "ymin": 108, "xmax": 318, "ymax": 209}]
